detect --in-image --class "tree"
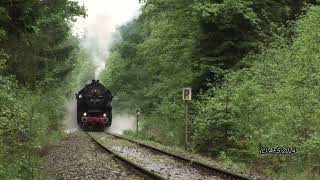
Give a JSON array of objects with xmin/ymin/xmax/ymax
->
[{"xmin": 0, "ymin": 0, "xmax": 86, "ymax": 87}]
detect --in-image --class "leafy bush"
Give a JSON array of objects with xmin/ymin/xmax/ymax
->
[
  {"xmin": 192, "ymin": 6, "xmax": 320, "ymax": 177},
  {"xmin": 0, "ymin": 0, "xmax": 86, "ymax": 178}
]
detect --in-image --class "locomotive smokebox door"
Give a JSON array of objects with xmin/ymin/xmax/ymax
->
[{"xmin": 76, "ymin": 80, "xmax": 113, "ymax": 130}]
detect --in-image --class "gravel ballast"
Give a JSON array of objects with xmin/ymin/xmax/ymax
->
[
  {"xmin": 91, "ymin": 132, "xmax": 224, "ymax": 180},
  {"xmin": 40, "ymin": 131, "xmax": 148, "ymax": 180}
]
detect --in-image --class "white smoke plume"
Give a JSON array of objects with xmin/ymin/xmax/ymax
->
[
  {"xmin": 106, "ymin": 114, "xmax": 136, "ymax": 134},
  {"xmin": 73, "ymin": 0, "xmax": 141, "ymax": 79},
  {"xmin": 63, "ymin": 99, "xmax": 78, "ymax": 133},
  {"xmin": 64, "ymin": 1, "xmax": 141, "ymax": 133}
]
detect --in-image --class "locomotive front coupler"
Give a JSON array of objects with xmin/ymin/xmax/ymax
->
[
  {"xmin": 81, "ymin": 117, "xmax": 87, "ymax": 123},
  {"xmin": 103, "ymin": 117, "xmax": 108, "ymax": 124}
]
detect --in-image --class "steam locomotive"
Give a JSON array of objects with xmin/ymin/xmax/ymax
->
[{"xmin": 75, "ymin": 80, "xmax": 112, "ymax": 130}]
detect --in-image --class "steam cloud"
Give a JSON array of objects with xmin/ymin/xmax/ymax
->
[
  {"xmin": 106, "ymin": 114, "xmax": 136, "ymax": 134},
  {"xmin": 63, "ymin": 99, "xmax": 78, "ymax": 133},
  {"xmin": 73, "ymin": 0, "xmax": 141, "ymax": 79},
  {"xmin": 64, "ymin": 0, "xmax": 141, "ymax": 133}
]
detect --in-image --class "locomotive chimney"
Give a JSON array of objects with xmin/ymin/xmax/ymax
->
[{"xmin": 97, "ymin": 80, "xmax": 99, "ymax": 83}]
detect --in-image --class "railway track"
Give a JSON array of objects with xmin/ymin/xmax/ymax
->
[{"xmin": 87, "ymin": 132, "xmax": 252, "ymax": 180}]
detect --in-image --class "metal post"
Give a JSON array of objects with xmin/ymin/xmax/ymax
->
[
  {"xmin": 184, "ymin": 101, "xmax": 189, "ymax": 150},
  {"xmin": 136, "ymin": 114, "xmax": 139, "ymax": 135},
  {"xmin": 136, "ymin": 108, "xmax": 140, "ymax": 135},
  {"xmin": 182, "ymin": 87, "xmax": 191, "ymax": 151}
]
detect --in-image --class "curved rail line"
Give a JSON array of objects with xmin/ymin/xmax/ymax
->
[
  {"xmin": 88, "ymin": 131, "xmax": 251, "ymax": 180},
  {"xmin": 87, "ymin": 132, "xmax": 165, "ymax": 179},
  {"xmin": 105, "ymin": 132, "xmax": 251, "ymax": 180}
]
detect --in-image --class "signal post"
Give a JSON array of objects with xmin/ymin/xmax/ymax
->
[
  {"xmin": 182, "ymin": 87, "xmax": 192, "ymax": 150},
  {"xmin": 136, "ymin": 108, "xmax": 141, "ymax": 135}
]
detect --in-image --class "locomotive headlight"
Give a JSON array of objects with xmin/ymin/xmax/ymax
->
[
  {"xmin": 79, "ymin": 94, "xmax": 82, "ymax": 99},
  {"xmin": 103, "ymin": 113, "xmax": 107, "ymax": 117},
  {"xmin": 83, "ymin": 112, "xmax": 87, "ymax": 117}
]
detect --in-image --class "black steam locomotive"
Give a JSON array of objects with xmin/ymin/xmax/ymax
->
[{"xmin": 75, "ymin": 80, "xmax": 112, "ymax": 130}]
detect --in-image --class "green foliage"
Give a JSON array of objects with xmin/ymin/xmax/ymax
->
[
  {"xmin": 192, "ymin": 6, "xmax": 320, "ymax": 178},
  {"xmin": 0, "ymin": 77, "xmax": 36, "ymax": 178},
  {"xmin": 103, "ymin": 0, "xmax": 318, "ymax": 146},
  {"xmin": 102, "ymin": 1, "xmax": 197, "ymax": 145},
  {"xmin": 104, "ymin": 1, "xmax": 320, "ymax": 178},
  {"xmin": 0, "ymin": 0, "xmax": 86, "ymax": 87},
  {"xmin": 0, "ymin": 0, "xmax": 86, "ymax": 35},
  {"xmin": 66, "ymin": 48, "xmax": 95, "ymax": 92},
  {"xmin": 0, "ymin": 74, "xmax": 75, "ymax": 178},
  {"xmin": 0, "ymin": 0, "xmax": 87, "ymax": 178}
]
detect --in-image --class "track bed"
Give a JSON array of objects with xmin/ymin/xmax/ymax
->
[{"xmin": 88, "ymin": 132, "xmax": 251, "ymax": 180}]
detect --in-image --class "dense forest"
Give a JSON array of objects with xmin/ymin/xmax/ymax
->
[
  {"xmin": 1, "ymin": 0, "xmax": 320, "ymax": 179},
  {"xmin": 0, "ymin": 0, "xmax": 91, "ymax": 178},
  {"xmin": 102, "ymin": 0, "xmax": 320, "ymax": 178}
]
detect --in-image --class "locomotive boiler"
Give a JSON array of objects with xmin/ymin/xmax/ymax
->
[{"xmin": 75, "ymin": 80, "xmax": 112, "ymax": 130}]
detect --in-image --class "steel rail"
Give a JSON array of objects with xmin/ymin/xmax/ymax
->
[
  {"xmin": 87, "ymin": 132, "xmax": 166, "ymax": 180},
  {"xmin": 106, "ymin": 132, "xmax": 251, "ymax": 180}
]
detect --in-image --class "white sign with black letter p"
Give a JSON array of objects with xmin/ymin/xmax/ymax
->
[{"xmin": 182, "ymin": 88, "xmax": 192, "ymax": 101}]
